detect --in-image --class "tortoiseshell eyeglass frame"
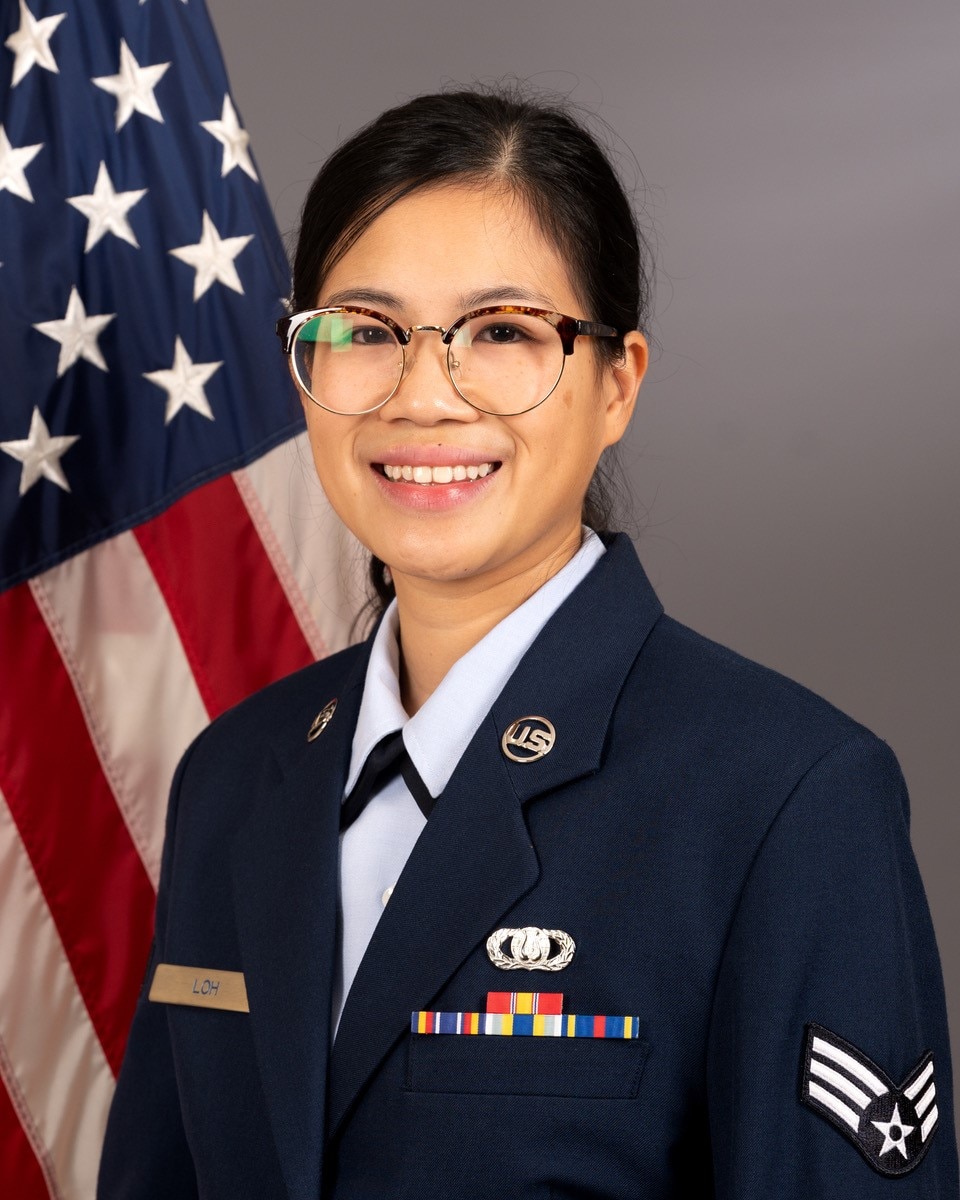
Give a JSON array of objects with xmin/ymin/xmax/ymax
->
[{"xmin": 275, "ymin": 304, "xmax": 621, "ymax": 416}]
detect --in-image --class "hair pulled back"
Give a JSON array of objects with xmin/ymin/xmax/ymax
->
[{"xmin": 291, "ymin": 85, "xmax": 653, "ymax": 613}]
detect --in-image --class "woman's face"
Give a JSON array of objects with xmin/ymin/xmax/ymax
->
[{"xmin": 298, "ymin": 182, "xmax": 646, "ymax": 597}]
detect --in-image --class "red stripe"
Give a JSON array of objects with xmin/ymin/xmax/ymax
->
[
  {"xmin": 538, "ymin": 992, "xmax": 563, "ymax": 1015},
  {"xmin": 0, "ymin": 584, "xmax": 155, "ymax": 1075},
  {"xmin": 0, "ymin": 1076, "xmax": 49, "ymax": 1200},
  {"xmin": 593, "ymin": 1015, "xmax": 605, "ymax": 1039},
  {"xmin": 135, "ymin": 475, "xmax": 314, "ymax": 718}
]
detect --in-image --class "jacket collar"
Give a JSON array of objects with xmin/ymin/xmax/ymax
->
[{"xmin": 492, "ymin": 532, "xmax": 663, "ymax": 802}]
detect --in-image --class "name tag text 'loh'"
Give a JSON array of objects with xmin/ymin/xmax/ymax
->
[{"xmin": 148, "ymin": 963, "xmax": 249, "ymax": 1012}]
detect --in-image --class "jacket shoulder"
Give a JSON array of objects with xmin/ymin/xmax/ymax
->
[
  {"xmin": 636, "ymin": 612, "xmax": 881, "ymax": 767},
  {"xmin": 190, "ymin": 640, "xmax": 366, "ymax": 763}
]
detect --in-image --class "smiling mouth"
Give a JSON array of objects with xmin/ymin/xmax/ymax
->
[{"xmin": 377, "ymin": 462, "xmax": 501, "ymax": 484}]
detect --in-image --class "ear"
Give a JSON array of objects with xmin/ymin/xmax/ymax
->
[{"xmin": 601, "ymin": 331, "xmax": 648, "ymax": 448}]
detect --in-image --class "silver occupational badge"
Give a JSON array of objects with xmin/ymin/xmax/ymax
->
[
  {"xmin": 501, "ymin": 716, "xmax": 556, "ymax": 763},
  {"xmin": 486, "ymin": 926, "xmax": 575, "ymax": 972},
  {"xmin": 800, "ymin": 1023, "xmax": 939, "ymax": 1177},
  {"xmin": 306, "ymin": 699, "xmax": 337, "ymax": 742}
]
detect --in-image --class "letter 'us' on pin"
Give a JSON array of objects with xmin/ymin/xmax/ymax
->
[{"xmin": 148, "ymin": 963, "xmax": 250, "ymax": 1012}]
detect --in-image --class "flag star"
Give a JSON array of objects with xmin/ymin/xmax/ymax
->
[
  {"xmin": 872, "ymin": 1103, "xmax": 915, "ymax": 1161},
  {"xmin": 0, "ymin": 407, "xmax": 79, "ymax": 495},
  {"xmin": 169, "ymin": 211, "xmax": 253, "ymax": 300},
  {"xmin": 200, "ymin": 94, "xmax": 258, "ymax": 181},
  {"xmin": 67, "ymin": 161, "xmax": 146, "ymax": 251},
  {"xmin": 33, "ymin": 286, "xmax": 115, "ymax": 377},
  {"xmin": 144, "ymin": 337, "xmax": 221, "ymax": 423},
  {"xmin": 4, "ymin": 0, "xmax": 67, "ymax": 87},
  {"xmin": 0, "ymin": 124, "xmax": 43, "ymax": 202},
  {"xmin": 92, "ymin": 38, "xmax": 170, "ymax": 130}
]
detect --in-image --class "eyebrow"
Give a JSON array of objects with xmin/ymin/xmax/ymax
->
[
  {"xmin": 318, "ymin": 285, "xmax": 557, "ymax": 313},
  {"xmin": 459, "ymin": 286, "xmax": 556, "ymax": 310},
  {"xmin": 320, "ymin": 287, "xmax": 401, "ymax": 309}
]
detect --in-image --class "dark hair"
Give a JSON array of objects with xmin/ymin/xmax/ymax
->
[{"xmin": 291, "ymin": 84, "xmax": 653, "ymax": 614}]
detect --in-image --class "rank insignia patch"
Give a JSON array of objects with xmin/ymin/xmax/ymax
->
[{"xmin": 801, "ymin": 1023, "xmax": 939, "ymax": 1177}]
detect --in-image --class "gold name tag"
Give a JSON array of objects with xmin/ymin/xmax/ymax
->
[{"xmin": 148, "ymin": 963, "xmax": 249, "ymax": 1013}]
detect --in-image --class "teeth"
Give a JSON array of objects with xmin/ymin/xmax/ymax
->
[{"xmin": 382, "ymin": 462, "xmax": 496, "ymax": 484}]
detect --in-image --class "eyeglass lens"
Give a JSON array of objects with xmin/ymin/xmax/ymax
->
[{"xmin": 292, "ymin": 311, "xmax": 565, "ymax": 415}]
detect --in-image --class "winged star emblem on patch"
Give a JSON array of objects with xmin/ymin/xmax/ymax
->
[{"xmin": 801, "ymin": 1023, "xmax": 939, "ymax": 1177}]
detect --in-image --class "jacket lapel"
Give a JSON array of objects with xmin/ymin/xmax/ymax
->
[
  {"xmin": 327, "ymin": 535, "xmax": 664, "ymax": 1137},
  {"xmin": 231, "ymin": 650, "xmax": 367, "ymax": 1200},
  {"xmin": 327, "ymin": 733, "xmax": 540, "ymax": 1137}
]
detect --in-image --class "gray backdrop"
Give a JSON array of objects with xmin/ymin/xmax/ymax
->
[{"xmin": 208, "ymin": 0, "xmax": 959, "ymax": 1127}]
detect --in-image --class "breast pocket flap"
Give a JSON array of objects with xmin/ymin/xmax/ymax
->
[{"xmin": 406, "ymin": 1031, "xmax": 649, "ymax": 1099}]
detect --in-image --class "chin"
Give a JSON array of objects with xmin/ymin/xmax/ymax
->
[
  {"xmin": 390, "ymin": 554, "xmax": 480, "ymax": 585},
  {"xmin": 390, "ymin": 540, "xmax": 507, "ymax": 587}
]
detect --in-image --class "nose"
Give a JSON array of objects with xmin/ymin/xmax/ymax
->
[{"xmin": 380, "ymin": 330, "xmax": 478, "ymax": 425}]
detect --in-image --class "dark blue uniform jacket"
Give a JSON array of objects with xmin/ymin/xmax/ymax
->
[{"xmin": 98, "ymin": 534, "xmax": 958, "ymax": 1198}]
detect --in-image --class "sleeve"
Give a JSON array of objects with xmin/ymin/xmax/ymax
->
[
  {"xmin": 97, "ymin": 740, "xmax": 200, "ymax": 1200},
  {"xmin": 707, "ymin": 733, "xmax": 959, "ymax": 1197}
]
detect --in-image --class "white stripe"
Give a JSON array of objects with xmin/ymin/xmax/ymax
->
[
  {"xmin": 0, "ymin": 1039, "xmax": 60, "ymax": 1200},
  {"xmin": 0, "ymin": 789, "xmax": 115, "ymax": 1200},
  {"xmin": 921, "ymin": 1105, "xmax": 939, "ymax": 1141},
  {"xmin": 30, "ymin": 534, "xmax": 209, "ymax": 887},
  {"xmin": 808, "ymin": 1081, "xmax": 861, "ymax": 1132},
  {"xmin": 809, "ymin": 1058, "xmax": 871, "ymax": 1109},
  {"xmin": 914, "ymin": 1082, "xmax": 936, "ymax": 1118},
  {"xmin": 233, "ymin": 461, "xmax": 327, "ymax": 661},
  {"xmin": 237, "ymin": 434, "xmax": 367, "ymax": 657},
  {"xmin": 812, "ymin": 1037, "xmax": 888, "ymax": 1096},
  {"xmin": 904, "ymin": 1059, "xmax": 934, "ymax": 1100}
]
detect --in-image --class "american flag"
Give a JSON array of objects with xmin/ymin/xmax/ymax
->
[{"xmin": 0, "ymin": 1, "xmax": 358, "ymax": 1194}]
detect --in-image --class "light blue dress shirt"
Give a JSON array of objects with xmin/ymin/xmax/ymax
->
[{"xmin": 333, "ymin": 529, "xmax": 606, "ymax": 1034}]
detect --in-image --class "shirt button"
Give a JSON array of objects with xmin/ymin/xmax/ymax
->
[{"xmin": 381, "ymin": 885, "xmax": 395, "ymax": 907}]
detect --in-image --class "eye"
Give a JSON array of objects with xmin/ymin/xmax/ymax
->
[
  {"xmin": 477, "ymin": 322, "xmax": 528, "ymax": 345},
  {"xmin": 352, "ymin": 323, "xmax": 395, "ymax": 347}
]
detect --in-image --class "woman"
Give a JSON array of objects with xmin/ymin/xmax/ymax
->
[{"xmin": 99, "ymin": 89, "xmax": 957, "ymax": 1198}]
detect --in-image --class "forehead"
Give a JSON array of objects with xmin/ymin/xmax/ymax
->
[{"xmin": 318, "ymin": 182, "xmax": 581, "ymax": 313}]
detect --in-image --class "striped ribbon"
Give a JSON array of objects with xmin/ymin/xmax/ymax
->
[
  {"xmin": 485, "ymin": 991, "xmax": 563, "ymax": 1015},
  {"xmin": 412, "ymin": 1011, "xmax": 642, "ymax": 1038}
]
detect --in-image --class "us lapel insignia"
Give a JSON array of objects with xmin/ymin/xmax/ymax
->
[
  {"xmin": 501, "ymin": 716, "xmax": 555, "ymax": 762},
  {"xmin": 307, "ymin": 698, "xmax": 337, "ymax": 742},
  {"xmin": 800, "ymin": 1023, "xmax": 939, "ymax": 1176},
  {"xmin": 486, "ymin": 926, "xmax": 575, "ymax": 971}
]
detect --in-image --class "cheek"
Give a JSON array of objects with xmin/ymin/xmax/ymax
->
[
  {"xmin": 527, "ymin": 382, "xmax": 607, "ymax": 479},
  {"xmin": 303, "ymin": 412, "xmax": 360, "ymax": 501}
]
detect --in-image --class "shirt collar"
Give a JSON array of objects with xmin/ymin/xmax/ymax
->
[{"xmin": 346, "ymin": 529, "xmax": 606, "ymax": 798}]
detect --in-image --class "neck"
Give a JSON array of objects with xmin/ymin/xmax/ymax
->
[{"xmin": 392, "ymin": 529, "xmax": 583, "ymax": 714}]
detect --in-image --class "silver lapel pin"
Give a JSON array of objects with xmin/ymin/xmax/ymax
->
[{"xmin": 487, "ymin": 926, "xmax": 575, "ymax": 971}]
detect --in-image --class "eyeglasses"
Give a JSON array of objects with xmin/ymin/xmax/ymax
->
[{"xmin": 275, "ymin": 305, "xmax": 620, "ymax": 416}]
